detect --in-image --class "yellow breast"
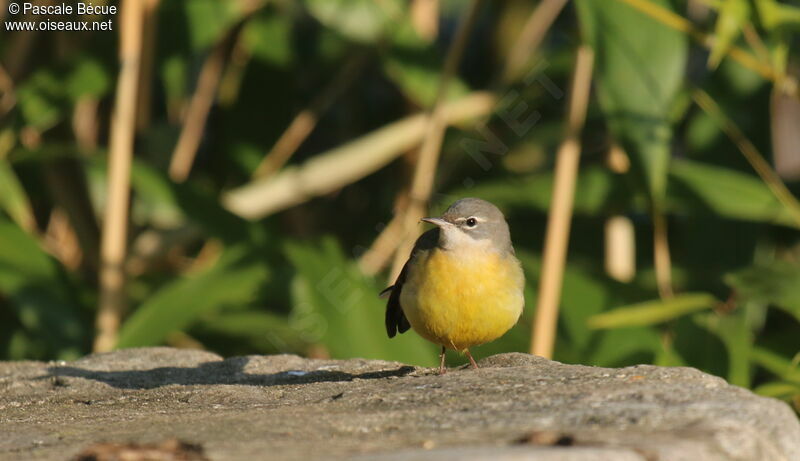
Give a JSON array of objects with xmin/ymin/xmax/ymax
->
[{"xmin": 400, "ymin": 247, "xmax": 524, "ymax": 351}]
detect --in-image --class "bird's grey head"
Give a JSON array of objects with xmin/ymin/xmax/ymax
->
[{"xmin": 422, "ymin": 198, "xmax": 513, "ymax": 253}]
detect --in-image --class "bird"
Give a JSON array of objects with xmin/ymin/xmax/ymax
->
[{"xmin": 382, "ymin": 198, "xmax": 525, "ymax": 374}]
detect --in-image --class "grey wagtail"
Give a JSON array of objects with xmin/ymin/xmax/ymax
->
[{"xmin": 382, "ymin": 198, "xmax": 525, "ymax": 374}]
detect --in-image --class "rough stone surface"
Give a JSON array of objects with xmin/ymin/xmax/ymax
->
[{"xmin": 0, "ymin": 347, "xmax": 798, "ymax": 461}]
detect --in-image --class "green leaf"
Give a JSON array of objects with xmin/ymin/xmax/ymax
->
[
  {"xmin": 447, "ymin": 166, "xmax": 636, "ymax": 215},
  {"xmin": 708, "ymin": 0, "xmax": 750, "ymax": 70},
  {"xmin": 194, "ymin": 310, "xmax": 308, "ymax": 354},
  {"xmin": 243, "ymin": 12, "xmax": 293, "ymax": 67},
  {"xmin": 304, "ymin": 0, "xmax": 402, "ymax": 44},
  {"xmin": 672, "ymin": 316, "xmax": 729, "ymax": 377},
  {"xmin": 589, "ymin": 327, "xmax": 662, "ymax": 367},
  {"xmin": 450, "ymin": 159, "xmax": 798, "ymax": 228},
  {"xmin": 0, "ymin": 151, "xmax": 35, "ymax": 232},
  {"xmin": 116, "ymin": 246, "xmax": 269, "ymax": 348},
  {"xmin": 17, "ymin": 70, "xmax": 66, "ymax": 129},
  {"xmin": 0, "ymin": 218, "xmax": 85, "ymax": 359},
  {"xmin": 695, "ymin": 310, "xmax": 752, "ymax": 387},
  {"xmin": 183, "ymin": 0, "xmax": 243, "ymax": 50},
  {"xmin": 725, "ymin": 261, "xmax": 800, "ymax": 322},
  {"xmin": 668, "ymin": 159, "xmax": 800, "ymax": 228},
  {"xmin": 285, "ymin": 237, "xmax": 436, "ymax": 365},
  {"xmin": 98, "ymin": 158, "xmax": 262, "ymax": 243},
  {"xmin": 751, "ymin": 347, "xmax": 800, "ymax": 384},
  {"xmin": 576, "ymin": 0, "xmax": 687, "ymax": 203},
  {"xmin": 161, "ymin": 56, "xmax": 187, "ymax": 107},
  {"xmin": 588, "ymin": 293, "xmax": 718, "ymax": 329},
  {"xmin": 129, "ymin": 160, "xmax": 186, "ymax": 227},
  {"xmin": 66, "ymin": 57, "xmax": 111, "ymax": 100},
  {"xmin": 518, "ymin": 252, "xmax": 612, "ymax": 351},
  {"xmin": 382, "ymin": 20, "xmax": 470, "ymax": 107},
  {"xmin": 755, "ymin": 0, "xmax": 800, "ymax": 31},
  {"xmin": 754, "ymin": 381, "xmax": 800, "ymax": 404}
]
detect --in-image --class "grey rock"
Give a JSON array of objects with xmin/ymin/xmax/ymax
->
[{"xmin": 0, "ymin": 348, "xmax": 797, "ymax": 461}]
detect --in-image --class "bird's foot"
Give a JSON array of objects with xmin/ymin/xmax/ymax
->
[
  {"xmin": 438, "ymin": 346, "xmax": 447, "ymax": 375},
  {"xmin": 466, "ymin": 349, "xmax": 479, "ymax": 370}
]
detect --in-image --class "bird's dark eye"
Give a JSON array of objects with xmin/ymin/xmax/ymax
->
[{"xmin": 466, "ymin": 218, "xmax": 477, "ymax": 227}]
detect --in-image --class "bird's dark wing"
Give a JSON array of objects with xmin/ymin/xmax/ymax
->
[{"xmin": 384, "ymin": 228, "xmax": 439, "ymax": 338}]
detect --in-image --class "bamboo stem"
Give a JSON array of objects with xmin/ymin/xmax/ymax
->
[
  {"xmin": 95, "ymin": 0, "xmax": 145, "ymax": 353},
  {"xmin": 223, "ymin": 92, "xmax": 495, "ymax": 220},
  {"xmin": 358, "ymin": 213, "xmax": 406, "ymax": 275},
  {"xmin": 370, "ymin": 0, "xmax": 565, "ymax": 277},
  {"xmin": 411, "ymin": 0, "xmax": 440, "ymax": 41},
  {"xmin": 502, "ymin": 0, "xmax": 568, "ymax": 84},
  {"xmin": 0, "ymin": 64, "xmax": 16, "ymax": 116},
  {"xmin": 652, "ymin": 206, "xmax": 673, "ymax": 298},
  {"xmin": 605, "ymin": 215, "xmax": 636, "ymax": 282},
  {"xmin": 135, "ymin": 0, "xmax": 160, "ymax": 132},
  {"xmin": 252, "ymin": 53, "xmax": 368, "ymax": 179},
  {"xmin": 390, "ymin": 0, "xmax": 484, "ymax": 282},
  {"xmin": 168, "ymin": 29, "xmax": 234, "ymax": 182},
  {"xmin": 604, "ymin": 145, "xmax": 635, "ymax": 283},
  {"xmin": 531, "ymin": 46, "xmax": 594, "ymax": 359}
]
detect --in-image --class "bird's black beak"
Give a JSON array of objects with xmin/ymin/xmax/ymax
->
[{"xmin": 420, "ymin": 217, "xmax": 450, "ymax": 227}]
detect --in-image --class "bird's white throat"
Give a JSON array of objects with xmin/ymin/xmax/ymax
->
[{"xmin": 438, "ymin": 225, "xmax": 493, "ymax": 253}]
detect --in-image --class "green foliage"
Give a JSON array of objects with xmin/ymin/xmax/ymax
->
[
  {"xmin": 0, "ymin": 0, "xmax": 798, "ymax": 413},
  {"xmin": 669, "ymin": 159, "xmax": 800, "ymax": 228},
  {"xmin": 17, "ymin": 70, "xmax": 67, "ymax": 130},
  {"xmin": 116, "ymin": 246, "xmax": 270, "ymax": 348},
  {"xmin": 588, "ymin": 294, "xmax": 718, "ymax": 329},
  {"xmin": 576, "ymin": 0, "xmax": 687, "ymax": 204},
  {"xmin": 0, "ymin": 218, "xmax": 85, "ymax": 359},
  {"xmin": 726, "ymin": 262, "xmax": 800, "ymax": 322},
  {"xmin": 66, "ymin": 58, "xmax": 111, "ymax": 101},
  {"xmin": 304, "ymin": 0, "xmax": 402, "ymax": 44},
  {"xmin": 0, "ymin": 139, "xmax": 34, "ymax": 231},
  {"xmin": 709, "ymin": 0, "xmax": 750, "ymax": 69},
  {"xmin": 382, "ymin": 19, "xmax": 471, "ymax": 108},
  {"xmin": 286, "ymin": 238, "xmax": 436, "ymax": 365}
]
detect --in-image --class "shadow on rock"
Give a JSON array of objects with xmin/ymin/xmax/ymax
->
[{"xmin": 47, "ymin": 357, "xmax": 416, "ymax": 390}]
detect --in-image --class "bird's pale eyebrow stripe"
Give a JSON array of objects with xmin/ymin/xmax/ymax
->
[{"xmin": 454, "ymin": 216, "xmax": 487, "ymax": 223}]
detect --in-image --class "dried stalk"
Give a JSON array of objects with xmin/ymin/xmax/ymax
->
[
  {"xmin": 95, "ymin": 0, "xmax": 146, "ymax": 352},
  {"xmin": 357, "ymin": 0, "xmax": 566, "ymax": 275},
  {"xmin": 503, "ymin": 0, "xmax": 569, "ymax": 84},
  {"xmin": 168, "ymin": 27, "xmax": 236, "ymax": 182},
  {"xmin": 531, "ymin": 46, "xmax": 595, "ymax": 359},
  {"xmin": 44, "ymin": 208, "xmax": 83, "ymax": 271},
  {"xmin": 358, "ymin": 213, "xmax": 406, "ymax": 275},
  {"xmin": 0, "ymin": 64, "xmax": 16, "ymax": 116},
  {"xmin": 652, "ymin": 208, "xmax": 673, "ymax": 298},
  {"xmin": 390, "ymin": 0, "xmax": 484, "ymax": 282},
  {"xmin": 72, "ymin": 98, "xmax": 100, "ymax": 150},
  {"xmin": 223, "ymin": 92, "xmax": 495, "ymax": 220},
  {"xmin": 411, "ymin": 0, "xmax": 439, "ymax": 41},
  {"xmin": 771, "ymin": 88, "xmax": 800, "ymax": 180},
  {"xmin": 252, "ymin": 53, "xmax": 368, "ymax": 179},
  {"xmin": 43, "ymin": 158, "xmax": 101, "ymax": 270},
  {"xmin": 604, "ymin": 144, "xmax": 635, "ymax": 283},
  {"xmin": 135, "ymin": 0, "xmax": 160, "ymax": 132},
  {"xmin": 605, "ymin": 215, "xmax": 636, "ymax": 282},
  {"xmin": 4, "ymin": 13, "xmax": 37, "ymax": 80}
]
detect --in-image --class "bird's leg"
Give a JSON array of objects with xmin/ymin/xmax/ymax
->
[
  {"xmin": 465, "ymin": 349, "xmax": 479, "ymax": 369},
  {"xmin": 438, "ymin": 346, "xmax": 447, "ymax": 375}
]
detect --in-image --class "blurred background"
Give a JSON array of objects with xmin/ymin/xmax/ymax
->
[{"xmin": 0, "ymin": 0, "xmax": 798, "ymax": 411}]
